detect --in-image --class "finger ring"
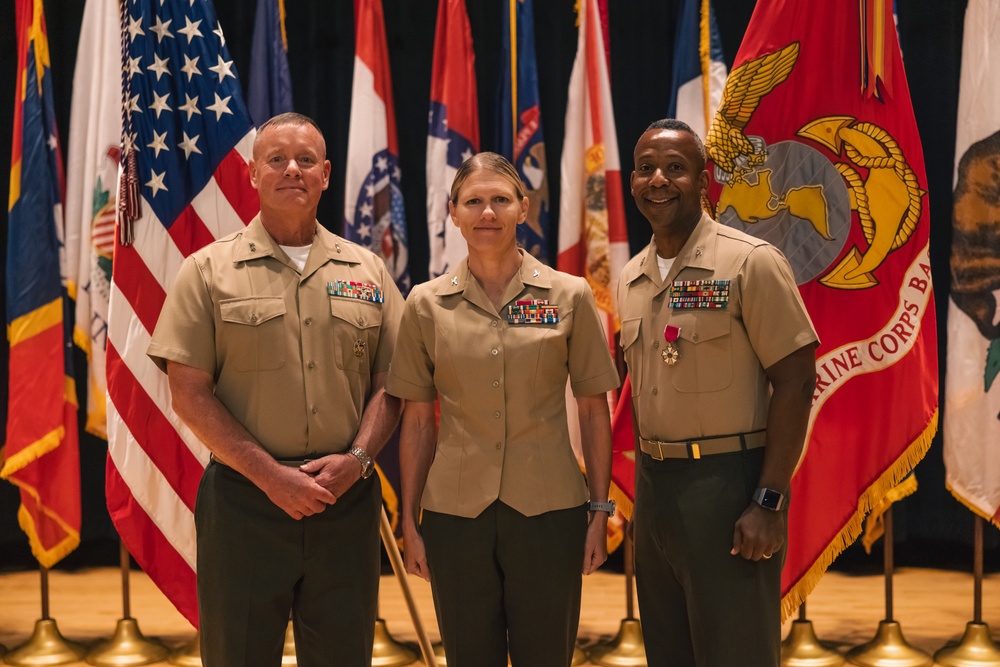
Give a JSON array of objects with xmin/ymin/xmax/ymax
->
[{"xmin": 763, "ymin": 553, "xmax": 772, "ymax": 559}]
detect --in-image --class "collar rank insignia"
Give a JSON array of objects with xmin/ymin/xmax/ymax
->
[
  {"xmin": 508, "ymin": 299, "xmax": 559, "ymax": 325},
  {"xmin": 669, "ymin": 279, "xmax": 730, "ymax": 309},
  {"xmin": 327, "ymin": 280, "xmax": 384, "ymax": 303}
]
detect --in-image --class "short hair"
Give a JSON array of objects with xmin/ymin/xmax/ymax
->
[
  {"xmin": 253, "ymin": 112, "xmax": 326, "ymax": 158},
  {"xmin": 450, "ymin": 152, "xmax": 527, "ymax": 204},
  {"xmin": 643, "ymin": 118, "xmax": 707, "ymax": 169}
]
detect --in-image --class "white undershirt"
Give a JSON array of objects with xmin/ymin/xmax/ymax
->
[
  {"xmin": 657, "ymin": 255, "xmax": 675, "ymax": 282},
  {"xmin": 279, "ymin": 243, "xmax": 312, "ymax": 272}
]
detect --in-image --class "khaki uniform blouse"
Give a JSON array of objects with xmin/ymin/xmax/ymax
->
[
  {"xmin": 386, "ymin": 251, "xmax": 620, "ymax": 518},
  {"xmin": 617, "ymin": 214, "xmax": 818, "ymax": 443},
  {"xmin": 147, "ymin": 216, "xmax": 404, "ymax": 462}
]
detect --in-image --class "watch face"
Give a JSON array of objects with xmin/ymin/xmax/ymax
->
[{"xmin": 755, "ymin": 488, "xmax": 785, "ymax": 510}]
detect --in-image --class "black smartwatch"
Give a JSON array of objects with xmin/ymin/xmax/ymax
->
[{"xmin": 752, "ymin": 487, "xmax": 787, "ymax": 511}]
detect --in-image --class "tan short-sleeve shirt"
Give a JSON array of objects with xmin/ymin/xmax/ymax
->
[
  {"xmin": 617, "ymin": 214, "xmax": 818, "ymax": 442},
  {"xmin": 386, "ymin": 250, "xmax": 620, "ymax": 518},
  {"xmin": 147, "ymin": 216, "xmax": 404, "ymax": 461}
]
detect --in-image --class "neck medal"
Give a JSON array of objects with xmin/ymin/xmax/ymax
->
[{"xmin": 662, "ymin": 324, "xmax": 681, "ymax": 365}]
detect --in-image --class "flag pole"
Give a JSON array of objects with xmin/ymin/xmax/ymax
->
[
  {"xmin": 844, "ymin": 507, "xmax": 932, "ymax": 667},
  {"xmin": 933, "ymin": 515, "xmax": 1000, "ymax": 666},
  {"xmin": 586, "ymin": 525, "xmax": 646, "ymax": 666},
  {"xmin": 85, "ymin": 540, "xmax": 169, "ymax": 666},
  {"xmin": 1, "ymin": 567, "xmax": 87, "ymax": 666},
  {"xmin": 379, "ymin": 506, "xmax": 438, "ymax": 667}
]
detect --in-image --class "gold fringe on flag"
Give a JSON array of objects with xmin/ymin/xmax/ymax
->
[
  {"xmin": 861, "ymin": 473, "xmax": 918, "ymax": 553},
  {"xmin": 946, "ymin": 482, "xmax": 1000, "ymax": 531},
  {"xmin": 779, "ymin": 409, "xmax": 937, "ymax": 622}
]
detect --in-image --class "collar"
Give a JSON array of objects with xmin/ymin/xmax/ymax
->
[
  {"xmin": 435, "ymin": 249, "xmax": 552, "ymax": 297},
  {"xmin": 628, "ymin": 212, "xmax": 719, "ymax": 287},
  {"xmin": 232, "ymin": 215, "xmax": 364, "ymax": 270}
]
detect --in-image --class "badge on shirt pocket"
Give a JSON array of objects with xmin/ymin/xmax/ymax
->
[{"xmin": 508, "ymin": 300, "xmax": 559, "ymax": 324}]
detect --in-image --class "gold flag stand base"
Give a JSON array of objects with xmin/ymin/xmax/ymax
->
[
  {"xmin": 587, "ymin": 618, "xmax": 647, "ymax": 666},
  {"xmin": 3, "ymin": 619, "xmax": 87, "ymax": 666},
  {"xmin": 85, "ymin": 618, "xmax": 169, "ymax": 666},
  {"xmin": 781, "ymin": 619, "xmax": 845, "ymax": 666},
  {"xmin": 845, "ymin": 621, "xmax": 932, "ymax": 667},
  {"xmin": 934, "ymin": 622, "xmax": 1000, "ymax": 667},
  {"xmin": 167, "ymin": 634, "xmax": 201, "ymax": 666},
  {"xmin": 371, "ymin": 618, "xmax": 419, "ymax": 667},
  {"xmin": 572, "ymin": 646, "xmax": 587, "ymax": 665}
]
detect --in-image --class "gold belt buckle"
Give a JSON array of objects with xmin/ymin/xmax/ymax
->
[
  {"xmin": 689, "ymin": 442, "xmax": 701, "ymax": 459},
  {"xmin": 651, "ymin": 441, "xmax": 665, "ymax": 461}
]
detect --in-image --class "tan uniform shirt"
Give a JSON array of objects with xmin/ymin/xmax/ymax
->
[
  {"xmin": 386, "ymin": 251, "xmax": 620, "ymax": 518},
  {"xmin": 148, "ymin": 215, "xmax": 404, "ymax": 461},
  {"xmin": 617, "ymin": 214, "xmax": 817, "ymax": 442}
]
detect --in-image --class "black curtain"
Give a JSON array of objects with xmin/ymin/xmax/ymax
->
[{"xmin": 1, "ymin": 0, "xmax": 995, "ymax": 570}]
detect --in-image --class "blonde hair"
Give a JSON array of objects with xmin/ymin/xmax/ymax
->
[{"xmin": 450, "ymin": 152, "xmax": 526, "ymax": 204}]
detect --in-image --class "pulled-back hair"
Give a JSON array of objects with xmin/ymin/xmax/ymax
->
[{"xmin": 450, "ymin": 152, "xmax": 526, "ymax": 204}]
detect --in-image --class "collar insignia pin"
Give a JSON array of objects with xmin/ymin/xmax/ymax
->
[
  {"xmin": 451, "ymin": 276, "xmax": 459, "ymax": 286},
  {"xmin": 249, "ymin": 242, "xmax": 255, "ymax": 252},
  {"xmin": 335, "ymin": 243, "xmax": 342, "ymax": 253},
  {"xmin": 533, "ymin": 270, "xmax": 539, "ymax": 278},
  {"xmin": 695, "ymin": 247, "xmax": 702, "ymax": 257}
]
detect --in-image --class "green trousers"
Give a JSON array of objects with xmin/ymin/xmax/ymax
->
[
  {"xmin": 195, "ymin": 461, "xmax": 381, "ymax": 667},
  {"xmin": 421, "ymin": 501, "xmax": 588, "ymax": 667}
]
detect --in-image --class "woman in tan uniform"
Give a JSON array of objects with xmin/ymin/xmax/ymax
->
[{"xmin": 386, "ymin": 153, "xmax": 619, "ymax": 667}]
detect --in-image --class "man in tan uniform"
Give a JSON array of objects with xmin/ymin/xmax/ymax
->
[
  {"xmin": 147, "ymin": 113, "xmax": 403, "ymax": 667},
  {"xmin": 618, "ymin": 119, "xmax": 818, "ymax": 667}
]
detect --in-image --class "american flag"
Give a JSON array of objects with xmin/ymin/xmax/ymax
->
[{"xmin": 105, "ymin": 0, "xmax": 258, "ymax": 627}]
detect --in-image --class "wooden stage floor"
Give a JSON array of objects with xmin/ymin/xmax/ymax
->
[{"xmin": 1, "ymin": 566, "xmax": 998, "ymax": 665}]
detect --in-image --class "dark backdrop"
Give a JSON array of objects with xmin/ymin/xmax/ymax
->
[{"xmin": 2, "ymin": 0, "xmax": 995, "ymax": 571}]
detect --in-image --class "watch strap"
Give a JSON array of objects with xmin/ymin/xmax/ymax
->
[{"xmin": 588, "ymin": 500, "xmax": 616, "ymax": 516}]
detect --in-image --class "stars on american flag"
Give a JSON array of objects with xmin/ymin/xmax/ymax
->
[{"xmin": 126, "ymin": 0, "xmax": 253, "ymax": 219}]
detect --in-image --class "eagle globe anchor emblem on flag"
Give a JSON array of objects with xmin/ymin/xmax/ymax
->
[
  {"xmin": 351, "ymin": 148, "xmax": 409, "ymax": 289},
  {"xmin": 707, "ymin": 42, "xmax": 925, "ymax": 289}
]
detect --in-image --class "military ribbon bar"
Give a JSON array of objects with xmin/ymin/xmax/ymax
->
[
  {"xmin": 669, "ymin": 279, "xmax": 731, "ymax": 309},
  {"xmin": 327, "ymin": 280, "xmax": 384, "ymax": 303},
  {"xmin": 508, "ymin": 299, "xmax": 559, "ymax": 324}
]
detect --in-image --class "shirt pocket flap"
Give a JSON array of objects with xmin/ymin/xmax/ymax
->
[
  {"xmin": 675, "ymin": 312, "xmax": 730, "ymax": 344},
  {"xmin": 330, "ymin": 299, "xmax": 383, "ymax": 330},
  {"xmin": 620, "ymin": 317, "xmax": 642, "ymax": 351},
  {"xmin": 220, "ymin": 297, "xmax": 286, "ymax": 326}
]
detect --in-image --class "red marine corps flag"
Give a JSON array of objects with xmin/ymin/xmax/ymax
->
[{"xmin": 705, "ymin": 0, "xmax": 938, "ymax": 617}]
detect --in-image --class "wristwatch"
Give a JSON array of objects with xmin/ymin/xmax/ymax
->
[
  {"xmin": 348, "ymin": 447, "xmax": 375, "ymax": 479},
  {"xmin": 752, "ymin": 487, "xmax": 788, "ymax": 511},
  {"xmin": 588, "ymin": 500, "xmax": 616, "ymax": 517}
]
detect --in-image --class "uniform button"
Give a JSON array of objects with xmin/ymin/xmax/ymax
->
[
  {"xmin": 652, "ymin": 387, "xmax": 658, "ymax": 395},
  {"xmin": 492, "ymin": 380, "xmax": 500, "ymax": 388},
  {"xmin": 308, "ymin": 361, "xmax": 316, "ymax": 369},
  {"xmin": 693, "ymin": 333, "xmax": 700, "ymax": 341},
  {"xmin": 304, "ymin": 317, "xmax": 312, "ymax": 326},
  {"xmin": 311, "ymin": 405, "xmax": 319, "ymax": 414},
  {"xmin": 654, "ymin": 294, "xmax": 664, "ymax": 302},
  {"xmin": 493, "ymin": 411, "xmax": 501, "ymax": 419},
  {"xmin": 491, "ymin": 348, "xmax": 499, "ymax": 356},
  {"xmin": 653, "ymin": 340, "xmax": 659, "ymax": 349},
  {"xmin": 491, "ymin": 320, "xmax": 499, "ymax": 327},
  {"xmin": 357, "ymin": 316, "xmax": 365, "ymax": 326},
  {"xmin": 495, "ymin": 443, "xmax": 502, "ymax": 450},
  {"xmin": 250, "ymin": 314, "xmax": 258, "ymax": 323}
]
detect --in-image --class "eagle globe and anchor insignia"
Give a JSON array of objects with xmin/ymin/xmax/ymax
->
[{"xmin": 705, "ymin": 42, "xmax": 926, "ymax": 289}]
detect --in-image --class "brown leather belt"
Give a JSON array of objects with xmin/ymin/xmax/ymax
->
[{"xmin": 639, "ymin": 430, "xmax": 766, "ymax": 460}]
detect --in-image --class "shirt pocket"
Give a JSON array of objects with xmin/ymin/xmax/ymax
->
[
  {"xmin": 620, "ymin": 316, "xmax": 643, "ymax": 393},
  {"xmin": 667, "ymin": 310, "xmax": 732, "ymax": 393},
  {"xmin": 330, "ymin": 298, "xmax": 384, "ymax": 373},
  {"xmin": 219, "ymin": 297, "xmax": 287, "ymax": 371}
]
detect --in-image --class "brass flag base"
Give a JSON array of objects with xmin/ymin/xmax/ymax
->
[
  {"xmin": 781, "ymin": 619, "xmax": 845, "ymax": 666},
  {"xmin": 845, "ymin": 620, "xmax": 932, "ymax": 667},
  {"xmin": 3, "ymin": 619, "xmax": 87, "ymax": 666},
  {"xmin": 934, "ymin": 622, "xmax": 1000, "ymax": 667},
  {"xmin": 433, "ymin": 642, "xmax": 448, "ymax": 665},
  {"xmin": 587, "ymin": 618, "xmax": 647, "ymax": 666},
  {"xmin": 167, "ymin": 634, "xmax": 201, "ymax": 666},
  {"xmin": 371, "ymin": 618, "xmax": 419, "ymax": 667},
  {"xmin": 572, "ymin": 646, "xmax": 587, "ymax": 665},
  {"xmin": 85, "ymin": 618, "xmax": 169, "ymax": 666}
]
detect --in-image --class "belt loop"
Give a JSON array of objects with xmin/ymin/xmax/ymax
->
[
  {"xmin": 739, "ymin": 434, "xmax": 747, "ymax": 452},
  {"xmin": 687, "ymin": 441, "xmax": 701, "ymax": 460}
]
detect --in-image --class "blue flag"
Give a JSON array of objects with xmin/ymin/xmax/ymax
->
[
  {"xmin": 668, "ymin": 0, "xmax": 727, "ymax": 140},
  {"xmin": 497, "ymin": 0, "xmax": 550, "ymax": 263},
  {"xmin": 247, "ymin": 0, "xmax": 293, "ymax": 126}
]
